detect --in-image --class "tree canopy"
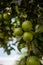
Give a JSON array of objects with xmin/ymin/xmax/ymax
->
[{"xmin": 0, "ymin": 0, "xmax": 43, "ymax": 65}]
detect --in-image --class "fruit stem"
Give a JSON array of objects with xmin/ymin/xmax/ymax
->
[{"xmin": 26, "ymin": 41, "xmax": 32, "ymax": 56}]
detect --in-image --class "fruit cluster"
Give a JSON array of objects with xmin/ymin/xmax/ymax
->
[
  {"xmin": 14, "ymin": 20, "xmax": 33, "ymax": 42},
  {"xmin": 0, "ymin": 0, "xmax": 43, "ymax": 59},
  {"xmin": 0, "ymin": 11, "xmax": 13, "ymax": 48},
  {"xmin": 13, "ymin": 17, "xmax": 43, "ymax": 60}
]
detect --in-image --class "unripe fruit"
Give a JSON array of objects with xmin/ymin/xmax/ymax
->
[
  {"xmin": 26, "ymin": 56, "xmax": 40, "ymax": 65},
  {"xmin": 22, "ymin": 20, "xmax": 32, "ymax": 31},
  {"xmin": 23, "ymin": 32, "xmax": 33, "ymax": 41},
  {"xmin": 14, "ymin": 28, "xmax": 23, "ymax": 36},
  {"xmin": 3, "ymin": 13, "xmax": 10, "ymax": 20}
]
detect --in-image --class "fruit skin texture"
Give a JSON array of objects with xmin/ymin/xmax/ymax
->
[
  {"xmin": 14, "ymin": 28, "xmax": 23, "ymax": 36},
  {"xmin": 22, "ymin": 20, "xmax": 32, "ymax": 31},
  {"xmin": 26, "ymin": 56, "xmax": 40, "ymax": 65},
  {"xmin": 3, "ymin": 13, "xmax": 10, "ymax": 20},
  {"xmin": 23, "ymin": 32, "xmax": 33, "ymax": 41}
]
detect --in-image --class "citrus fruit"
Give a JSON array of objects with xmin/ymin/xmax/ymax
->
[
  {"xmin": 3, "ymin": 13, "xmax": 10, "ymax": 20},
  {"xmin": 26, "ymin": 56, "xmax": 40, "ymax": 65},
  {"xmin": 22, "ymin": 20, "xmax": 32, "ymax": 31},
  {"xmin": 14, "ymin": 28, "xmax": 23, "ymax": 36},
  {"xmin": 23, "ymin": 32, "xmax": 33, "ymax": 41}
]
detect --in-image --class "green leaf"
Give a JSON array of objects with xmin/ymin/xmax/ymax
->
[{"xmin": 35, "ymin": 25, "xmax": 43, "ymax": 33}]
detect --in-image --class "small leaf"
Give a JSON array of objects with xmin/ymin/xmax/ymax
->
[
  {"xmin": 35, "ymin": 25, "xmax": 43, "ymax": 33},
  {"xmin": 18, "ymin": 43, "xmax": 26, "ymax": 51}
]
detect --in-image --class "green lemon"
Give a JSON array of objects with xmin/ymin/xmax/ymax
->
[
  {"xmin": 14, "ymin": 28, "xmax": 23, "ymax": 36},
  {"xmin": 22, "ymin": 20, "xmax": 32, "ymax": 31},
  {"xmin": 23, "ymin": 32, "xmax": 33, "ymax": 41},
  {"xmin": 3, "ymin": 13, "xmax": 10, "ymax": 20},
  {"xmin": 26, "ymin": 56, "xmax": 40, "ymax": 65}
]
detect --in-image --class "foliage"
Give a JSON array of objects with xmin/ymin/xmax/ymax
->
[{"xmin": 0, "ymin": 0, "xmax": 43, "ymax": 65}]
